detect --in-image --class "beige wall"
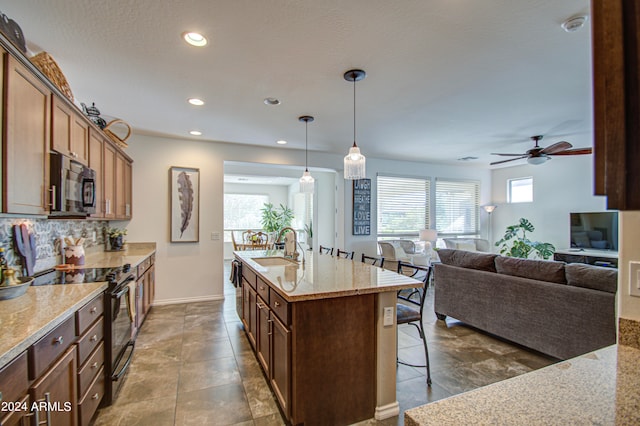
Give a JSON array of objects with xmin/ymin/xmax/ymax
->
[{"xmin": 619, "ymin": 211, "xmax": 640, "ymax": 321}]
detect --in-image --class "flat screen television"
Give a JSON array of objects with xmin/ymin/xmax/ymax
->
[{"xmin": 570, "ymin": 211, "xmax": 618, "ymax": 251}]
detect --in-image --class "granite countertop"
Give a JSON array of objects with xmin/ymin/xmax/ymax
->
[
  {"xmin": 404, "ymin": 344, "xmax": 640, "ymax": 425},
  {"xmin": 80, "ymin": 242, "xmax": 156, "ymax": 269},
  {"xmin": 235, "ymin": 249, "xmax": 422, "ymax": 302},
  {"xmin": 0, "ymin": 282, "xmax": 108, "ymax": 368}
]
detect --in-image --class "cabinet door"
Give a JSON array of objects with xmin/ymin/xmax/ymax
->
[
  {"xmin": 30, "ymin": 345, "xmax": 77, "ymax": 426},
  {"xmin": 143, "ymin": 264, "xmax": 155, "ymax": 315},
  {"xmin": 103, "ymin": 141, "xmax": 116, "ymax": 218},
  {"xmin": 124, "ymin": 158, "xmax": 132, "ymax": 218},
  {"xmin": 246, "ymin": 285, "xmax": 257, "ymax": 349},
  {"xmin": 135, "ymin": 279, "xmax": 144, "ymax": 332},
  {"xmin": 51, "ymin": 96, "xmax": 89, "ymax": 165},
  {"xmin": 0, "ymin": 394, "xmax": 29, "ymax": 426},
  {"xmin": 3, "ymin": 54, "xmax": 51, "ymax": 214},
  {"xmin": 256, "ymin": 298, "xmax": 271, "ymax": 375},
  {"xmin": 270, "ymin": 313, "xmax": 290, "ymax": 416},
  {"xmin": 88, "ymin": 129, "xmax": 104, "ymax": 217}
]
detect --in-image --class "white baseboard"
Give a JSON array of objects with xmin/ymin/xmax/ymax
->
[
  {"xmin": 375, "ymin": 401, "xmax": 400, "ymax": 420},
  {"xmin": 152, "ymin": 294, "xmax": 224, "ymax": 306}
]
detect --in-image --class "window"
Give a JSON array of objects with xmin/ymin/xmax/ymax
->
[
  {"xmin": 508, "ymin": 177, "xmax": 533, "ymax": 203},
  {"xmin": 224, "ymin": 194, "xmax": 269, "ymax": 241},
  {"xmin": 377, "ymin": 175, "xmax": 430, "ymax": 238},
  {"xmin": 435, "ymin": 179, "xmax": 480, "ymax": 236}
]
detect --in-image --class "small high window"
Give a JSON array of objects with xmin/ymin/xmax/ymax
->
[{"xmin": 508, "ymin": 177, "xmax": 533, "ymax": 203}]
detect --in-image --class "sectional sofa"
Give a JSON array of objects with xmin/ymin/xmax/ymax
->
[{"xmin": 434, "ymin": 249, "xmax": 617, "ymax": 360}]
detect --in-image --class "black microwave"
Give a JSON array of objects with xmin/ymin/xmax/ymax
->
[{"xmin": 50, "ymin": 152, "xmax": 96, "ymax": 216}]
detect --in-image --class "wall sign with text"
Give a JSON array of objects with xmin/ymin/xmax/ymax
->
[{"xmin": 352, "ymin": 178, "xmax": 371, "ymax": 235}]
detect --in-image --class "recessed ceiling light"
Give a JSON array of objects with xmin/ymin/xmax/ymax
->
[
  {"xmin": 264, "ymin": 97, "xmax": 281, "ymax": 106},
  {"xmin": 183, "ymin": 32, "xmax": 207, "ymax": 47},
  {"xmin": 189, "ymin": 130, "xmax": 202, "ymax": 136},
  {"xmin": 276, "ymin": 140, "xmax": 287, "ymax": 145},
  {"xmin": 188, "ymin": 98, "xmax": 205, "ymax": 106}
]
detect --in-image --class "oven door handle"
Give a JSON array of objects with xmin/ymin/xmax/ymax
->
[
  {"xmin": 113, "ymin": 282, "xmax": 131, "ymax": 299},
  {"xmin": 112, "ymin": 341, "xmax": 135, "ymax": 381}
]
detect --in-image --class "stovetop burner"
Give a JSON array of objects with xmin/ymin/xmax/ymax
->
[{"xmin": 32, "ymin": 264, "xmax": 133, "ymax": 287}]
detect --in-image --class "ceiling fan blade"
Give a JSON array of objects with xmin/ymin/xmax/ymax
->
[
  {"xmin": 548, "ymin": 147, "xmax": 593, "ymax": 156},
  {"xmin": 540, "ymin": 141, "xmax": 572, "ymax": 155},
  {"xmin": 490, "ymin": 153, "xmax": 527, "ymax": 156},
  {"xmin": 490, "ymin": 156, "xmax": 528, "ymax": 165}
]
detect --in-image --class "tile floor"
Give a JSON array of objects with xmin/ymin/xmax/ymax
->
[{"xmin": 93, "ymin": 262, "xmax": 557, "ymax": 425}]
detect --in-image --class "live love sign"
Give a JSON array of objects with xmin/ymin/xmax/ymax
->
[{"xmin": 352, "ymin": 179, "xmax": 371, "ymax": 235}]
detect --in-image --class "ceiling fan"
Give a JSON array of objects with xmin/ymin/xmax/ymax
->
[{"xmin": 490, "ymin": 135, "xmax": 593, "ymax": 166}]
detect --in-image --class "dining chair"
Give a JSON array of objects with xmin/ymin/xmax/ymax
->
[
  {"xmin": 396, "ymin": 261, "xmax": 432, "ymax": 386},
  {"xmin": 336, "ymin": 249, "xmax": 354, "ymax": 259},
  {"xmin": 361, "ymin": 254, "xmax": 384, "ymax": 268},
  {"xmin": 252, "ymin": 231, "xmax": 269, "ymax": 249},
  {"xmin": 230, "ymin": 231, "xmax": 240, "ymax": 250},
  {"xmin": 319, "ymin": 245, "xmax": 334, "ymax": 255}
]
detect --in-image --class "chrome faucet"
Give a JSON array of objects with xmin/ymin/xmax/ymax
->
[{"xmin": 277, "ymin": 227, "xmax": 298, "ymax": 260}]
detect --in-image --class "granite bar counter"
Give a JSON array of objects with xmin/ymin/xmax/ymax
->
[
  {"xmin": 235, "ymin": 249, "xmax": 421, "ymax": 301},
  {"xmin": 404, "ymin": 344, "xmax": 640, "ymax": 425},
  {"xmin": 0, "ymin": 282, "xmax": 107, "ymax": 368}
]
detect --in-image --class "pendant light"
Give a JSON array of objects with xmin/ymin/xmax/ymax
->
[
  {"xmin": 343, "ymin": 69, "xmax": 366, "ymax": 180},
  {"xmin": 299, "ymin": 115, "xmax": 315, "ymax": 193}
]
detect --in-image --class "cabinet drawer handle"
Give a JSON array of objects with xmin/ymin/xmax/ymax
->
[
  {"xmin": 259, "ymin": 286, "xmax": 265, "ymax": 290},
  {"xmin": 53, "ymin": 336, "xmax": 64, "ymax": 345},
  {"xmin": 274, "ymin": 301, "xmax": 281, "ymax": 307},
  {"xmin": 91, "ymin": 362, "xmax": 98, "ymax": 369},
  {"xmin": 91, "ymin": 393, "xmax": 99, "ymax": 400},
  {"xmin": 90, "ymin": 334, "xmax": 98, "ymax": 342},
  {"xmin": 90, "ymin": 306, "xmax": 98, "ymax": 314}
]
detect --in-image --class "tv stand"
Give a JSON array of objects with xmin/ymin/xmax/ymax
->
[{"xmin": 554, "ymin": 249, "xmax": 618, "ymax": 268}]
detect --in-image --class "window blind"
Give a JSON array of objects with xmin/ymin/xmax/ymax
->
[
  {"xmin": 435, "ymin": 179, "xmax": 480, "ymax": 235},
  {"xmin": 377, "ymin": 175, "xmax": 430, "ymax": 237}
]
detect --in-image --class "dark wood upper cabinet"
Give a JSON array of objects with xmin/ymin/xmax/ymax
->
[{"xmin": 592, "ymin": 0, "xmax": 640, "ymax": 210}]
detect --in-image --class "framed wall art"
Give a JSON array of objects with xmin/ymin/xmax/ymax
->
[{"xmin": 170, "ymin": 166, "xmax": 200, "ymax": 242}]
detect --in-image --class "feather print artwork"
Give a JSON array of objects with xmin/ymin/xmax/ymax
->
[{"xmin": 177, "ymin": 172, "xmax": 194, "ymax": 237}]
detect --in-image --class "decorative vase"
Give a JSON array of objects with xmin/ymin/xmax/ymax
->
[
  {"xmin": 109, "ymin": 235, "xmax": 123, "ymax": 251},
  {"xmin": 64, "ymin": 245, "xmax": 85, "ymax": 266}
]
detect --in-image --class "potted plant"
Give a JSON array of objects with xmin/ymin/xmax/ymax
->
[
  {"xmin": 106, "ymin": 227, "xmax": 127, "ymax": 251},
  {"xmin": 495, "ymin": 218, "xmax": 555, "ymax": 260},
  {"xmin": 260, "ymin": 203, "xmax": 294, "ymax": 241}
]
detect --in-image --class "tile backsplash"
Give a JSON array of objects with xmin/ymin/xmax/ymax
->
[{"xmin": 0, "ymin": 218, "xmax": 111, "ymax": 275}]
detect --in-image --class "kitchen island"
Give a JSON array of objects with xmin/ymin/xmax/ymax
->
[{"xmin": 235, "ymin": 249, "xmax": 423, "ymax": 425}]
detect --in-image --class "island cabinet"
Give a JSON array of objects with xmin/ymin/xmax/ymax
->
[
  {"xmin": 2, "ymin": 51, "xmax": 51, "ymax": 215},
  {"xmin": 238, "ymin": 261, "xmax": 376, "ymax": 426},
  {"xmin": 51, "ymin": 95, "xmax": 89, "ymax": 166}
]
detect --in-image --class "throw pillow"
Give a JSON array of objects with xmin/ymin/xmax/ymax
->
[
  {"xmin": 590, "ymin": 240, "xmax": 609, "ymax": 249},
  {"xmin": 438, "ymin": 249, "xmax": 498, "ymax": 272},
  {"xmin": 495, "ymin": 256, "xmax": 567, "ymax": 284},
  {"xmin": 565, "ymin": 263, "xmax": 617, "ymax": 293}
]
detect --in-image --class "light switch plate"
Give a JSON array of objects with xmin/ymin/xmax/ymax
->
[
  {"xmin": 630, "ymin": 261, "xmax": 640, "ymax": 297},
  {"xmin": 383, "ymin": 307, "xmax": 394, "ymax": 327},
  {"xmin": 211, "ymin": 232, "xmax": 221, "ymax": 241}
]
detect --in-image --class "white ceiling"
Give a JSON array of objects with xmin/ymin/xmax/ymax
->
[{"xmin": 4, "ymin": 0, "xmax": 593, "ymax": 168}]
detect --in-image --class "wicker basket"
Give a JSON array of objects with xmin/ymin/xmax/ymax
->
[
  {"xmin": 29, "ymin": 51, "xmax": 74, "ymax": 102},
  {"xmin": 103, "ymin": 119, "xmax": 132, "ymax": 149}
]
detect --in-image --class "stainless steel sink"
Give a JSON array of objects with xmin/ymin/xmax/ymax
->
[{"xmin": 252, "ymin": 257, "xmax": 298, "ymax": 267}]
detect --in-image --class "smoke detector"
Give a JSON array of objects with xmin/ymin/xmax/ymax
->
[{"xmin": 562, "ymin": 15, "xmax": 588, "ymax": 32}]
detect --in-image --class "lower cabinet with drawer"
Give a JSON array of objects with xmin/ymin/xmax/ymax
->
[
  {"xmin": 0, "ymin": 351, "xmax": 30, "ymax": 425},
  {"xmin": 75, "ymin": 294, "xmax": 105, "ymax": 426}
]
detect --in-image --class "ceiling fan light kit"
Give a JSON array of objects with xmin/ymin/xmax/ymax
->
[{"xmin": 343, "ymin": 69, "xmax": 367, "ymax": 180}]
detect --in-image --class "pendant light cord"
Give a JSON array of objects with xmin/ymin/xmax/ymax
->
[
  {"xmin": 353, "ymin": 76, "xmax": 357, "ymax": 146},
  {"xmin": 305, "ymin": 120, "xmax": 309, "ymax": 171}
]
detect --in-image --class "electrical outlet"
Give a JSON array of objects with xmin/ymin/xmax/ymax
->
[
  {"xmin": 383, "ymin": 307, "xmax": 394, "ymax": 327},
  {"xmin": 630, "ymin": 261, "xmax": 640, "ymax": 297},
  {"xmin": 211, "ymin": 232, "xmax": 221, "ymax": 241}
]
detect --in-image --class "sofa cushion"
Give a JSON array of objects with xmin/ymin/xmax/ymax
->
[
  {"xmin": 495, "ymin": 256, "xmax": 567, "ymax": 284},
  {"xmin": 565, "ymin": 263, "xmax": 617, "ymax": 294},
  {"xmin": 437, "ymin": 249, "xmax": 498, "ymax": 272}
]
